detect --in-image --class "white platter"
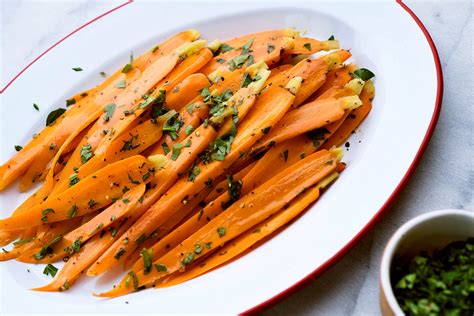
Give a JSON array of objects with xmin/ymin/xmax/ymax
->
[{"xmin": 0, "ymin": 1, "xmax": 442, "ymax": 314}]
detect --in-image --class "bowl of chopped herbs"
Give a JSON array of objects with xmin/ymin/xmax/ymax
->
[{"xmin": 380, "ymin": 209, "xmax": 474, "ymax": 316}]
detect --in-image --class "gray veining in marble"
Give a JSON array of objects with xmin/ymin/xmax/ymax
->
[{"xmin": 1, "ymin": 1, "xmax": 472, "ymax": 315}]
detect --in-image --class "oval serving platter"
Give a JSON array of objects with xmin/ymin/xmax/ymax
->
[{"xmin": 0, "ymin": 1, "xmax": 441, "ymax": 314}]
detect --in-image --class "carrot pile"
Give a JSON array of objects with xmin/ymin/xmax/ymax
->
[{"xmin": 0, "ymin": 28, "xmax": 375, "ymax": 297}]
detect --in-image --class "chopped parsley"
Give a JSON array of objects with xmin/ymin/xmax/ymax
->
[
  {"xmin": 194, "ymin": 243, "xmax": 203, "ymax": 254},
  {"xmin": 267, "ymin": 43, "xmax": 275, "ymax": 53},
  {"xmin": 228, "ymin": 54, "xmax": 250, "ymax": 71},
  {"xmin": 181, "ymin": 252, "xmax": 194, "ymax": 266},
  {"xmin": 162, "ymin": 143, "xmax": 170, "ymax": 155},
  {"xmin": 67, "ymin": 204, "xmax": 77, "ymax": 218},
  {"xmin": 185, "ymin": 125, "xmax": 194, "ymax": 136},
  {"xmin": 261, "ymin": 126, "xmax": 271, "ymax": 134},
  {"xmin": 116, "ymin": 79, "xmax": 126, "ymax": 89},
  {"xmin": 43, "ymin": 264, "xmax": 58, "ymax": 277},
  {"xmin": 125, "ymin": 271, "xmax": 139, "ymax": 290},
  {"xmin": 141, "ymin": 248, "xmax": 153, "ymax": 275},
  {"xmin": 392, "ymin": 238, "xmax": 474, "ymax": 315},
  {"xmin": 66, "ymin": 98, "xmax": 76, "ymax": 107},
  {"xmin": 14, "ymin": 145, "xmax": 22, "ymax": 152},
  {"xmin": 162, "ymin": 113, "xmax": 184, "ymax": 140},
  {"xmin": 64, "ymin": 238, "xmax": 81, "ymax": 255},
  {"xmin": 241, "ymin": 38, "xmax": 255, "ymax": 54},
  {"xmin": 353, "ymin": 68, "xmax": 376, "ymax": 81},
  {"xmin": 216, "ymin": 58, "xmax": 226, "ymax": 64},
  {"xmin": 80, "ymin": 144, "xmax": 93, "ymax": 163},
  {"xmin": 46, "ymin": 108, "xmax": 66, "ymax": 126},
  {"xmin": 154, "ymin": 263, "xmax": 168, "ymax": 272},
  {"xmin": 218, "ymin": 43, "xmax": 234, "ymax": 54},
  {"xmin": 68, "ymin": 173, "xmax": 80, "ymax": 187},
  {"xmin": 41, "ymin": 208, "xmax": 55, "ymax": 222},
  {"xmin": 217, "ymin": 227, "xmax": 226, "ymax": 237},
  {"xmin": 72, "ymin": 67, "xmax": 83, "ymax": 72},
  {"xmin": 34, "ymin": 236, "xmax": 62, "ymax": 260},
  {"xmin": 187, "ymin": 165, "xmax": 200, "ymax": 182},
  {"xmin": 103, "ymin": 103, "xmax": 116, "ymax": 122},
  {"xmin": 303, "ymin": 43, "xmax": 312, "ymax": 51},
  {"xmin": 307, "ymin": 127, "xmax": 330, "ymax": 147},
  {"xmin": 33, "ymin": 103, "xmax": 40, "ymax": 111},
  {"xmin": 328, "ymin": 35, "xmax": 335, "ymax": 40},
  {"xmin": 114, "ymin": 248, "xmax": 126, "ymax": 260},
  {"xmin": 122, "ymin": 63, "xmax": 133, "ymax": 73}
]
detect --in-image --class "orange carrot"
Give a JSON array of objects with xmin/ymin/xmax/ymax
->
[
  {"xmin": 146, "ymin": 101, "xmax": 209, "ymax": 156},
  {"xmin": 131, "ymin": 135, "xmax": 315, "ymax": 271},
  {"xmin": 322, "ymin": 81, "xmax": 374, "ymax": 149},
  {"xmin": 165, "ymin": 73, "xmax": 210, "ymax": 110},
  {"xmin": 201, "ymin": 36, "xmax": 294, "ymax": 75},
  {"xmin": 88, "ymin": 86, "xmax": 294, "ymax": 275},
  {"xmin": 0, "ymin": 156, "xmax": 153, "ymax": 231},
  {"xmin": 159, "ymin": 184, "xmax": 324, "ymax": 287},
  {"xmin": 94, "ymin": 47, "xmax": 213, "ymax": 157},
  {"xmin": 223, "ymin": 29, "xmax": 299, "ymax": 48},
  {"xmin": 98, "ymin": 149, "xmax": 338, "ymax": 297},
  {"xmin": 19, "ymin": 184, "xmax": 146, "ymax": 264},
  {"xmin": 283, "ymin": 37, "xmax": 339, "ymax": 55},
  {"xmin": 87, "ymin": 124, "xmax": 217, "ymax": 276}
]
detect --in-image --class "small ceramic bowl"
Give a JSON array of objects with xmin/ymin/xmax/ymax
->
[{"xmin": 379, "ymin": 209, "xmax": 474, "ymax": 316}]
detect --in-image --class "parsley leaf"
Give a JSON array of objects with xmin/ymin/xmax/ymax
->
[
  {"xmin": 353, "ymin": 68, "xmax": 376, "ymax": 81},
  {"xmin": 43, "ymin": 264, "xmax": 58, "ymax": 277},
  {"xmin": 46, "ymin": 108, "xmax": 66, "ymax": 126}
]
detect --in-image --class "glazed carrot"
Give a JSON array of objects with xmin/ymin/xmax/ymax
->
[
  {"xmin": 0, "ymin": 32, "xmax": 196, "ymax": 192},
  {"xmin": 165, "ymin": 73, "xmax": 210, "ymax": 110},
  {"xmin": 49, "ymin": 111, "xmax": 174, "ymax": 197},
  {"xmin": 132, "ymin": 136, "xmax": 315, "ymax": 271},
  {"xmin": 277, "ymin": 50, "xmax": 352, "ymax": 107},
  {"xmin": 146, "ymin": 101, "xmax": 209, "ymax": 156},
  {"xmin": 35, "ymin": 124, "xmax": 213, "ymax": 288},
  {"xmin": 158, "ymin": 181, "xmax": 325, "ymax": 287},
  {"xmin": 87, "ymin": 124, "xmax": 217, "ymax": 276},
  {"xmin": 213, "ymin": 62, "xmax": 270, "ymax": 137},
  {"xmin": 94, "ymin": 46, "xmax": 212, "ymax": 157},
  {"xmin": 283, "ymin": 37, "xmax": 339, "ymax": 55},
  {"xmin": 88, "ymin": 84, "xmax": 295, "ymax": 275},
  {"xmin": 18, "ymin": 184, "xmax": 146, "ymax": 264},
  {"xmin": 2, "ymin": 216, "xmax": 83, "ymax": 262},
  {"xmin": 0, "ymin": 156, "xmax": 153, "ymax": 231},
  {"xmin": 253, "ymin": 95, "xmax": 362, "ymax": 151},
  {"xmin": 322, "ymin": 80, "xmax": 374, "ymax": 149},
  {"xmin": 223, "ymin": 29, "xmax": 299, "ymax": 49},
  {"xmin": 204, "ymin": 161, "xmax": 257, "ymax": 203},
  {"xmin": 98, "ymin": 149, "xmax": 338, "ymax": 297},
  {"xmin": 133, "ymin": 29, "xmax": 200, "ymax": 72},
  {"xmin": 158, "ymin": 170, "xmax": 342, "ymax": 287},
  {"xmin": 33, "ymin": 218, "xmax": 130, "ymax": 292},
  {"xmin": 309, "ymin": 63, "xmax": 358, "ymax": 101},
  {"xmin": 201, "ymin": 36, "xmax": 294, "ymax": 75},
  {"xmin": 46, "ymin": 42, "xmax": 207, "ymax": 195}
]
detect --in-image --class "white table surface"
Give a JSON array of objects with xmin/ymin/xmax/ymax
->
[{"xmin": 1, "ymin": 1, "xmax": 473, "ymax": 315}]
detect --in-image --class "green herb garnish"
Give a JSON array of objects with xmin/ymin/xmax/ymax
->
[
  {"xmin": 141, "ymin": 248, "xmax": 153, "ymax": 275},
  {"xmin": 103, "ymin": 103, "xmax": 116, "ymax": 122},
  {"xmin": 43, "ymin": 264, "xmax": 58, "ymax": 277},
  {"xmin": 72, "ymin": 67, "xmax": 83, "ymax": 72},
  {"xmin": 80, "ymin": 144, "xmax": 93, "ymax": 163},
  {"xmin": 353, "ymin": 68, "xmax": 375, "ymax": 81},
  {"xmin": 392, "ymin": 238, "xmax": 474, "ymax": 315},
  {"xmin": 46, "ymin": 108, "xmax": 66, "ymax": 126}
]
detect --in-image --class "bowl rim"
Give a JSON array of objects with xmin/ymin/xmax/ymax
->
[{"xmin": 380, "ymin": 208, "xmax": 474, "ymax": 314}]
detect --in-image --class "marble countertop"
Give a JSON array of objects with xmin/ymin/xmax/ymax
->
[{"xmin": 1, "ymin": 1, "xmax": 472, "ymax": 315}]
